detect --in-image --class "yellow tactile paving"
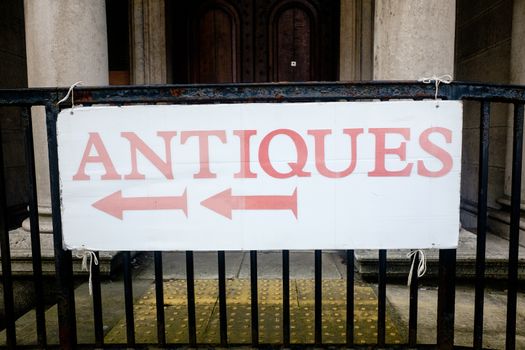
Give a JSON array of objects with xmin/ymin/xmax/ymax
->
[{"xmin": 104, "ymin": 279, "xmax": 403, "ymax": 345}]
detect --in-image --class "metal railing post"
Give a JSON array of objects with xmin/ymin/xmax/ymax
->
[
  {"xmin": 46, "ymin": 103, "xmax": 77, "ymax": 349},
  {"xmin": 437, "ymin": 249, "xmax": 456, "ymax": 350}
]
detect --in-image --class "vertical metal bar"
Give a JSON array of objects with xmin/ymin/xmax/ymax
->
[
  {"xmin": 154, "ymin": 251, "xmax": 166, "ymax": 346},
  {"xmin": 0, "ymin": 106, "xmax": 15, "ymax": 349},
  {"xmin": 377, "ymin": 249, "xmax": 387, "ymax": 347},
  {"xmin": 437, "ymin": 249, "xmax": 457, "ymax": 350},
  {"xmin": 506, "ymin": 103, "xmax": 524, "ymax": 350},
  {"xmin": 282, "ymin": 250, "xmax": 290, "ymax": 346},
  {"xmin": 408, "ymin": 253, "xmax": 419, "ymax": 347},
  {"xmin": 123, "ymin": 251, "xmax": 135, "ymax": 346},
  {"xmin": 474, "ymin": 101, "xmax": 490, "ymax": 349},
  {"xmin": 250, "ymin": 250, "xmax": 259, "ymax": 346},
  {"xmin": 46, "ymin": 104, "xmax": 77, "ymax": 349},
  {"xmin": 218, "ymin": 250, "xmax": 228, "ymax": 346},
  {"xmin": 23, "ymin": 107, "xmax": 46, "ymax": 347},
  {"xmin": 185, "ymin": 251, "xmax": 196, "ymax": 346},
  {"xmin": 314, "ymin": 250, "xmax": 322, "ymax": 346},
  {"xmin": 346, "ymin": 250, "xmax": 354, "ymax": 347},
  {"xmin": 91, "ymin": 251, "xmax": 103, "ymax": 347}
]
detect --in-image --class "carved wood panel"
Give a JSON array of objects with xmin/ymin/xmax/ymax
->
[{"xmin": 168, "ymin": 0, "xmax": 339, "ymax": 83}]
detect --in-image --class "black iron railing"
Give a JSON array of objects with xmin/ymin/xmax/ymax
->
[{"xmin": 0, "ymin": 81, "xmax": 523, "ymax": 349}]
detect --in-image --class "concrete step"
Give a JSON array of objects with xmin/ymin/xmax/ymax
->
[
  {"xmin": 354, "ymin": 229, "xmax": 525, "ymax": 280},
  {"xmin": 0, "ymin": 229, "xmax": 133, "ymax": 330},
  {"xmin": 3, "ymin": 229, "xmax": 123, "ymax": 276}
]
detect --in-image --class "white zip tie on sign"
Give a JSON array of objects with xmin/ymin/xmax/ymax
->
[
  {"xmin": 406, "ymin": 249, "xmax": 427, "ymax": 286},
  {"xmin": 56, "ymin": 81, "xmax": 83, "ymax": 111},
  {"xmin": 418, "ymin": 75, "xmax": 452, "ymax": 107},
  {"xmin": 76, "ymin": 250, "xmax": 99, "ymax": 295}
]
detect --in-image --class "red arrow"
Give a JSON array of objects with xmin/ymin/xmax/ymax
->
[
  {"xmin": 201, "ymin": 188, "xmax": 297, "ymax": 219},
  {"xmin": 92, "ymin": 189, "xmax": 188, "ymax": 220}
]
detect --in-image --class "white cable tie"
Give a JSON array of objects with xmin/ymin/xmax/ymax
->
[
  {"xmin": 406, "ymin": 249, "xmax": 427, "ymax": 286},
  {"xmin": 56, "ymin": 81, "xmax": 83, "ymax": 109},
  {"xmin": 417, "ymin": 75, "xmax": 452, "ymax": 105},
  {"xmin": 77, "ymin": 250, "xmax": 99, "ymax": 296}
]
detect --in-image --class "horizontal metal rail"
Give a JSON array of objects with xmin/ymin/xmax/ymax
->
[{"xmin": 0, "ymin": 81, "xmax": 525, "ymax": 106}]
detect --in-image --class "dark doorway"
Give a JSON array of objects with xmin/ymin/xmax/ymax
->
[
  {"xmin": 167, "ymin": 0, "xmax": 340, "ymax": 83},
  {"xmin": 106, "ymin": 0, "xmax": 130, "ymax": 85}
]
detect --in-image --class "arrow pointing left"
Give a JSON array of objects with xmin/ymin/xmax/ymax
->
[{"xmin": 92, "ymin": 188, "xmax": 188, "ymax": 220}]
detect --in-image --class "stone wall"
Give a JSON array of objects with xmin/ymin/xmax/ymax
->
[
  {"xmin": 455, "ymin": 0, "xmax": 513, "ymax": 229},
  {"xmin": 0, "ymin": 0, "xmax": 28, "ymax": 228}
]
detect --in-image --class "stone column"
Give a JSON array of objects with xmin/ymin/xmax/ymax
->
[
  {"xmin": 23, "ymin": 0, "xmax": 108, "ymax": 233},
  {"xmin": 373, "ymin": 0, "xmax": 456, "ymax": 80},
  {"xmin": 492, "ymin": 0, "xmax": 525, "ymax": 244},
  {"xmin": 339, "ymin": 0, "xmax": 374, "ymax": 81},
  {"xmin": 131, "ymin": 0, "xmax": 167, "ymax": 84},
  {"xmin": 504, "ymin": 0, "xmax": 525, "ymax": 198}
]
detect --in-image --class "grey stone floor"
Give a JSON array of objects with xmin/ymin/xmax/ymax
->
[
  {"xmin": 386, "ymin": 284, "xmax": 525, "ymax": 349},
  {"xmin": 1, "ymin": 234, "xmax": 525, "ymax": 348},
  {"xmin": 135, "ymin": 250, "xmax": 347, "ymax": 280}
]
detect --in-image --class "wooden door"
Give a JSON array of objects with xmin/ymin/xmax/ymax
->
[
  {"xmin": 167, "ymin": 0, "xmax": 339, "ymax": 83},
  {"xmin": 270, "ymin": 3, "xmax": 315, "ymax": 81},
  {"xmin": 192, "ymin": 2, "xmax": 240, "ymax": 83}
]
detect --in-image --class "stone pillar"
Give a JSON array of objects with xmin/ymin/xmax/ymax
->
[
  {"xmin": 339, "ymin": 0, "xmax": 374, "ymax": 81},
  {"xmin": 373, "ymin": 0, "xmax": 456, "ymax": 80},
  {"xmin": 131, "ymin": 0, "xmax": 167, "ymax": 84},
  {"xmin": 23, "ymin": 0, "xmax": 108, "ymax": 233},
  {"xmin": 504, "ymin": 0, "xmax": 525, "ymax": 198},
  {"xmin": 492, "ymin": 0, "xmax": 525, "ymax": 244}
]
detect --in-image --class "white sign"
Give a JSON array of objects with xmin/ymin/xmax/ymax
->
[{"xmin": 57, "ymin": 101, "xmax": 462, "ymax": 251}]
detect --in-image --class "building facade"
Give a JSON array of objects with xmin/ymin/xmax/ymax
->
[{"xmin": 0, "ymin": 0, "xmax": 523, "ymax": 245}]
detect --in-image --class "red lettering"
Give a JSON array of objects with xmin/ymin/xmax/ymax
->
[
  {"xmin": 121, "ymin": 131, "xmax": 178, "ymax": 180},
  {"xmin": 259, "ymin": 129, "xmax": 311, "ymax": 178},
  {"xmin": 73, "ymin": 132, "xmax": 120, "ymax": 180},
  {"xmin": 180, "ymin": 130, "xmax": 227, "ymax": 178},
  {"xmin": 233, "ymin": 130, "xmax": 257, "ymax": 178},
  {"xmin": 308, "ymin": 128, "xmax": 363, "ymax": 178},
  {"xmin": 368, "ymin": 128, "xmax": 413, "ymax": 177},
  {"xmin": 417, "ymin": 127, "xmax": 453, "ymax": 177}
]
